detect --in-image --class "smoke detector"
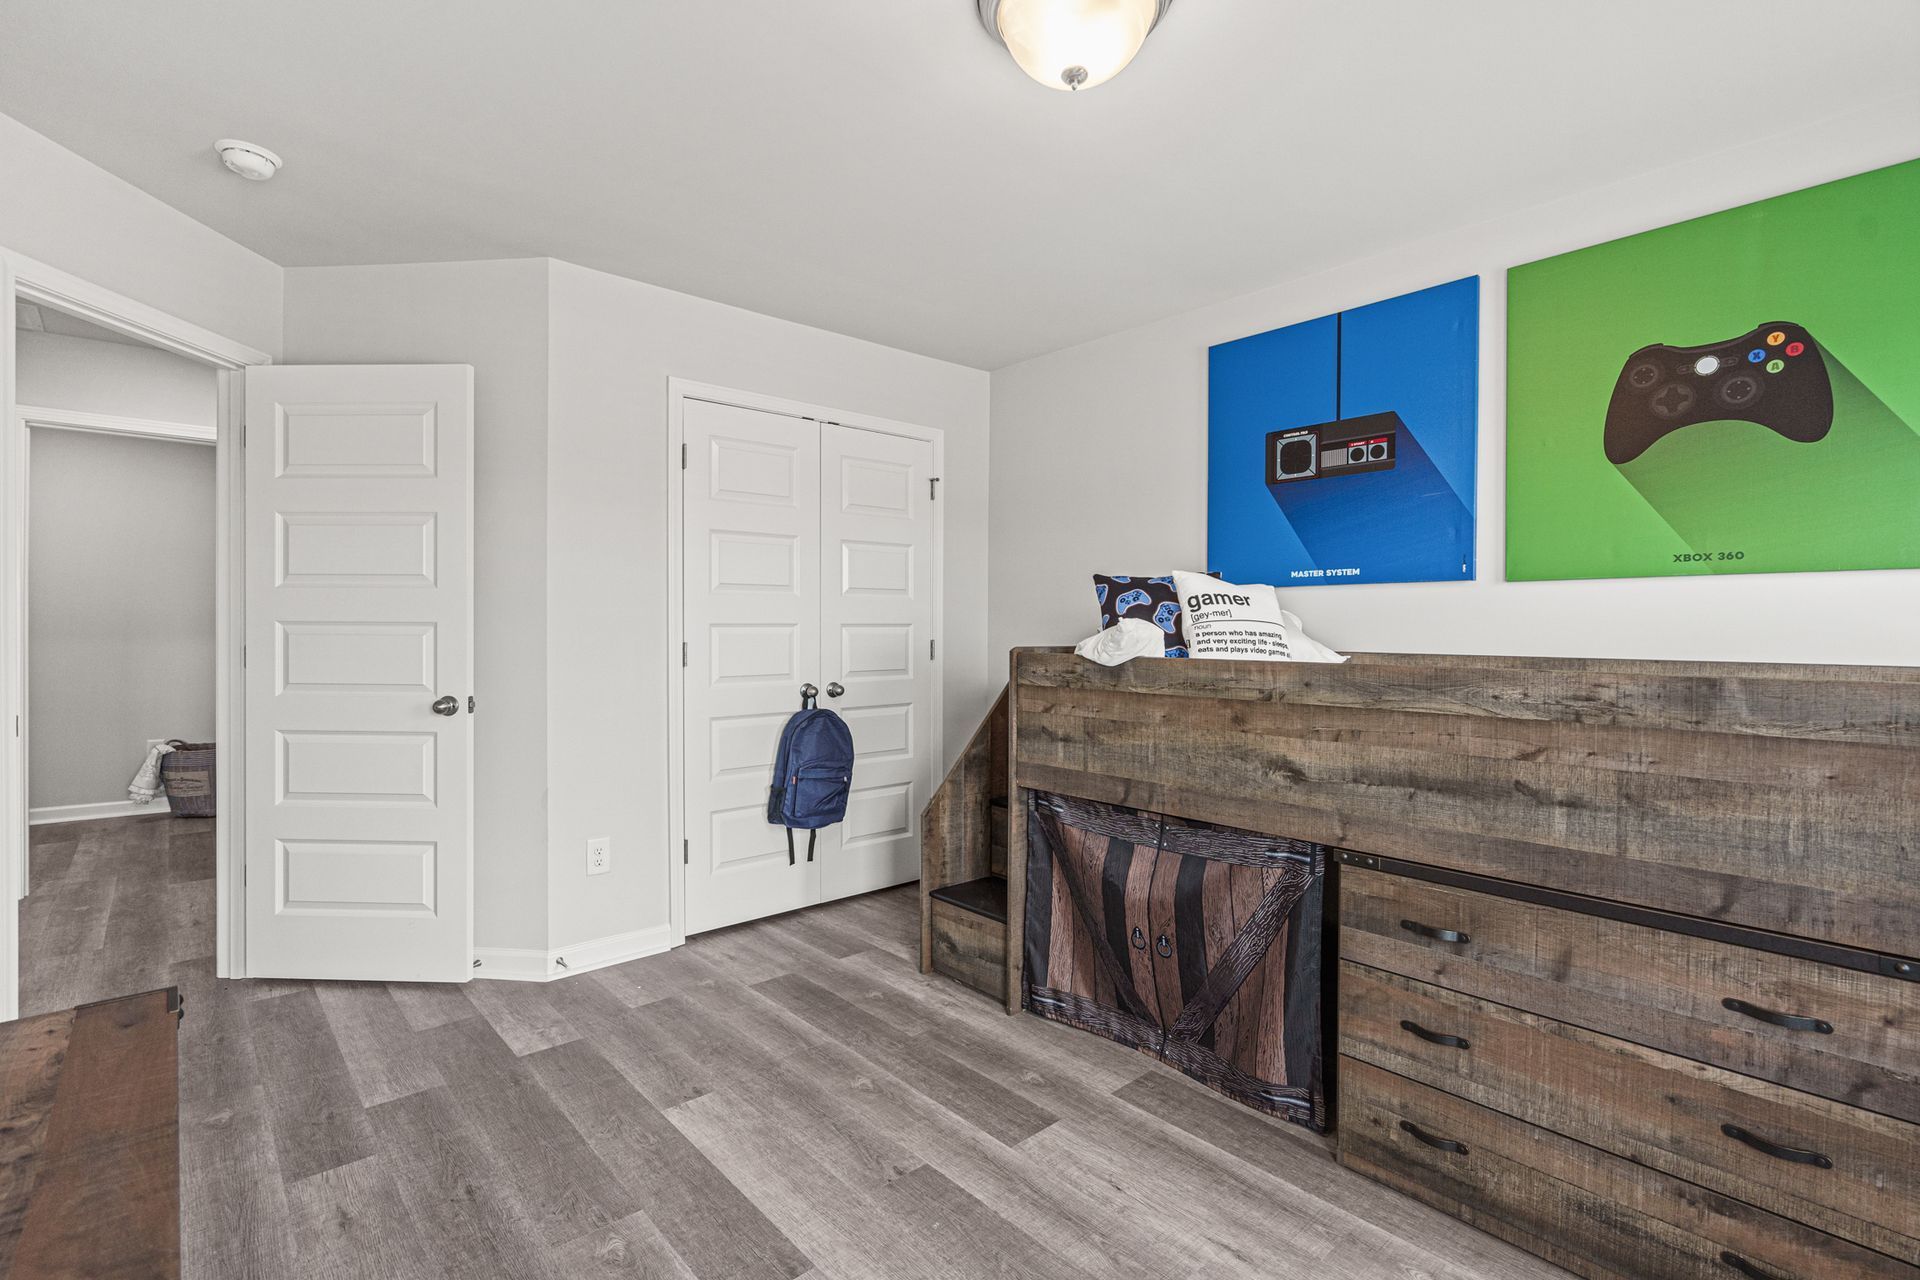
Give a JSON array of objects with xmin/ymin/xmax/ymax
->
[{"xmin": 214, "ymin": 139, "xmax": 282, "ymax": 181}]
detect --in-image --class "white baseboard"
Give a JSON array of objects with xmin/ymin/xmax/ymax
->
[
  {"xmin": 473, "ymin": 923, "xmax": 675, "ymax": 983},
  {"xmin": 469, "ymin": 946, "xmax": 551, "ymax": 982},
  {"xmin": 29, "ymin": 797, "xmax": 171, "ymax": 825}
]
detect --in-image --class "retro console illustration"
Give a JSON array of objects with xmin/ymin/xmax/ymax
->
[
  {"xmin": 1508, "ymin": 156, "xmax": 1920, "ymax": 582},
  {"xmin": 1209, "ymin": 277, "xmax": 1479, "ymax": 587}
]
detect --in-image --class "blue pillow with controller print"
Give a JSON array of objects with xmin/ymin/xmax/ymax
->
[{"xmin": 1090, "ymin": 573, "xmax": 1212, "ymax": 658}]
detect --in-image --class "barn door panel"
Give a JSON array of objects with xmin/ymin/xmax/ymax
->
[{"xmin": 1022, "ymin": 792, "xmax": 1327, "ymax": 1131}]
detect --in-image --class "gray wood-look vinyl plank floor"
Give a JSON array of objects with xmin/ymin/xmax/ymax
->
[{"xmin": 19, "ymin": 816, "xmax": 1571, "ymax": 1279}]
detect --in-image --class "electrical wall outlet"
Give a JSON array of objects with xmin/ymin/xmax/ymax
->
[{"xmin": 586, "ymin": 836, "xmax": 611, "ymax": 876}]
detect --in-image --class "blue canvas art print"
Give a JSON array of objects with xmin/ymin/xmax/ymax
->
[{"xmin": 1208, "ymin": 276, "xmax": 1480, "ymax": 585}]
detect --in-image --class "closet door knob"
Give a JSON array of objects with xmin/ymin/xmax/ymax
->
[
  {"xmin": 431, "ymin": 696, "xmax": 459, "ymax": 716},
  {"xmin": 826, "ymin": 682, "xmax": 845, "ymax": 699}
]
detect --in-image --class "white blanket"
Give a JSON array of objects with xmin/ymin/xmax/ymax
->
[{"xmin": 128, "ymin": 741, "xmax": 175, "ymax": 804}]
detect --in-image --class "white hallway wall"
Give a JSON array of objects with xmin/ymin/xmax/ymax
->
[
  {"xmin": 28, "ymin": 428, "xmax": 216, "ymax": 809},
  {"xmin": 16, "ymin": 329, "xmax": 220, "ymax": 425},
  {"xmin": 19, "ymin": 330, "xmax": 219, "ymax": 811},
  {"xmin": 988, "ymin": 92, "xmax": 1920, "ymax": 666}
]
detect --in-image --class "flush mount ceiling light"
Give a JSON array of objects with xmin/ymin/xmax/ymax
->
[
  {"xmin": 213, "ymin": 138, "xmax": 282, "ymax": 181},
  {"xmin": 978, "ymin": 0, "xmax": 1173, "ymax": 91}
]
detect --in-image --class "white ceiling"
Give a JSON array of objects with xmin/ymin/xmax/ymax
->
[{"xmin": 1, "ymin": 1, "xmax": 1916, "ymax": 369}]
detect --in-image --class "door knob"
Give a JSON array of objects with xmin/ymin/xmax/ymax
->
[
  {"xmin": 826, "ymin": 682, "xmax": 845, "ymax": 699},
  {"xmin": 432, "ymin": 696, "xmax": 459, "ymax": 716}
]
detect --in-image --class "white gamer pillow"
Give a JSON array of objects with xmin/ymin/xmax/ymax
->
[{"xmin": 1169, "ymin": 571, "xmax": 1348, "ymax": 663}]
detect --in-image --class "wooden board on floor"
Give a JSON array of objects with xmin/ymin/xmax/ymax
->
[{"xmin": 0, "ymin": 988, "xmax": 182, "ymax": 1279}]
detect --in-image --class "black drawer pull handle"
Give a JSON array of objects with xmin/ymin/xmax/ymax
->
[
  {"xmin": 1398, "ymin": 1120, "xmax": 1468, "ymax": 1155},
  {"xmin": 1720, "ymin": 1123, "xmax": 1832, "ymax": 1169},
  {"xmin": 1400, "ymin": 919, "xmax": 1469, "ymax": 945},
  {"xmin": 1400, "ymin": 1020, "xmax": 1470, "ymax": 1050},
  {"xmin": 1723, "ymin": 998, "xmax": 1833, "ymax": 1036},
  {"xmin": 1720, "ymin": 1251, "xmax": 1788, "ymax": 1280}
]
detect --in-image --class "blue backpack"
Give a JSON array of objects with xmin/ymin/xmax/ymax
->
[{"xmin": 766, "ymin": 708, "xmax": 855, "ymax": 864}]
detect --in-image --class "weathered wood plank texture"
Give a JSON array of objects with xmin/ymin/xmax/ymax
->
[
  {"xmin": 1340, "ymin": 1056, "xmax": 1920, "ymax": 1280},
  {"xmin": 1012, "ymin": 649, "xmax": 1920, "ymax": 959},
  {"xmin": 1341, "ymin": 963, "xmax": 1920, "ymax": 1263},
  {"xmin": 1342, "ymin": 866, "xmax": 1920, "ymax": 1124},
  {"xmin": 5, "ymin": 989, "xmax": 181, "ymax": 1279},
  {"xmin": 920, "ymin": 686, "xmax": 1008, "ymax": 974}
]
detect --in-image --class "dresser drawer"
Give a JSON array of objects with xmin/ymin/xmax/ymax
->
[
  {"xmin": 1340, "ymin": 865, "xmax": 1920, "ymax": 1124},
  {"xmin": 1339, "ymin": 1056, "xmax": 1920, "ymax": 1280},
  {"xmin": 1340, "ymin": 962, "xmax": 1920, "ymax": 1263}
]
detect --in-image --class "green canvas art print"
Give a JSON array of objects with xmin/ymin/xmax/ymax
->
[{"xmin": 1507, "ymin": 157, "xmax": 1920, "ymax": 581}]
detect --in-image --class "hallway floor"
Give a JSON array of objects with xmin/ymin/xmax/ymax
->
[{"xmin": 19, "ymin": 817, "xmax": 1564, "ymax": 1279}]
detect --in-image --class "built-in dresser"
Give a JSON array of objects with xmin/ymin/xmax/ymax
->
[{"xmin": 923, "ymin": 648, "xmax": 1920, "ymax": 1280}]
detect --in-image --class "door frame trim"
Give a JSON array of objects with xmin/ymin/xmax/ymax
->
[
  {"xmin": 664, "ymin": 377, "xmax": 946, "ymax": 948},
  {"xmin": 1, "ymin": 248, "xmax": 271, "ymax": 1018}
]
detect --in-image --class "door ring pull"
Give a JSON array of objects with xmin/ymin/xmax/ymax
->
[
  {"xmin": 1130, "ymin": 926, "xmax": 1147, "ymax": 951},
  {"xmin": 1155, "ymin": 934, "xmax": 1173, "ymax": 958}
]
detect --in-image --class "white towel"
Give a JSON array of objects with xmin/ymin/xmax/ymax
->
[
  {"xmin": 128, "ymin": 742, "xmax": 175, "ymax": 804},
  {"xmin": 1074, "ymin": 617, "xmax": 1168, "ymax": 666}
]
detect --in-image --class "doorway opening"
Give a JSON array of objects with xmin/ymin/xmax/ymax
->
[
  {"xmin": 13, "ymin": 298, "xmax": 221, "ymax": 1015},
  {"xmin": 2, "ymin": 257, "xmax": 268, "ymax": 1022}
]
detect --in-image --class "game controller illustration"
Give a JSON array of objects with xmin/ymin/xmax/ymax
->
[
  {"xmin": 1266, "ymin": 410, "xmax": 1400, "ymax": 493},
  {"xmin": 1603, "ymin": 322, "xmax": 1833, "ymax": 464}
]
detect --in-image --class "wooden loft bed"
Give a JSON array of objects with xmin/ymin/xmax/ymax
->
[{"xmin": 921, "ymin": 646, "xmax": 1920, "ymax": 1279}]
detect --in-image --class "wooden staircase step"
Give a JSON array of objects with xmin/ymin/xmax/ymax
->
[{"xmin": 927, "ymin": 875, "xmax": 1008, "ymax": 925}]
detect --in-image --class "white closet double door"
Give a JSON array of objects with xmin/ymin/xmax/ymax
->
[{"xmin": 683, "ymin": 398, "xmax": 937, "ymax": 935}]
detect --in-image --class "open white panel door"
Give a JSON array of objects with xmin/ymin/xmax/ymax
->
[{"xmin": 243, "ymin": 365, "xmax": 474, "ymax": 981}]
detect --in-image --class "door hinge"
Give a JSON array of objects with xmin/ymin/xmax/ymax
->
[
  {"xmin": 681, "ymin": 442, "xmax": 688, "ymax": 470},
  {"xmin": 683, "ymin": 838, "xmax": 689, "ymax": 865},
  {"xmin": 930, "ymin": 477, "xmax": 940, "ymax": 500},
  {"xmin": 242, "ymin": 644, "xmax": 247, "ymax": 668},
  {"xmin": 682, "ymin": 641, "xmax": 689, "ymax": 668},
  {"xmin": 930, "ymin": 638, "xmax": 937, "ymax": 661}
]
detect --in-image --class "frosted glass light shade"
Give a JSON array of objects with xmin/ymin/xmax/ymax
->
[{"xmin": 989, "ymin": 0, "xmax": 1165, "ymax": 91}]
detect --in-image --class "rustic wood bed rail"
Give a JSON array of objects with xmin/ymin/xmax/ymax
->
[{"xmin": 1004, "ymin": 645, "xmax": 1920, "ymax": 1008}]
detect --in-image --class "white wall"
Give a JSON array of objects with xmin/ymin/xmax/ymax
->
[
  {"xmin": 545, "ymin": 259, "xmax": 990, "ymax": 954},
  {"xmin": 989, "ymin": 93, "xmax": 1920, "ymax": 667},
  {"xmin": 0, "ymin": 112, "xmax": 282, "ymax": 356},
  {"xmin": 282, "ymin": 260, "xmax": 552, "ymax": 952},
  {"xmin": 15, "ymin": 330, "xmax": 217, "ymax": 426},
  {"xmin": 28, "ymin": 428, "xmax": 215, "ymax": 808}
]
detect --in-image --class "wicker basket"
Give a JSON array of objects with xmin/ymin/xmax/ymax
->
[{"xmin": 160, "ymin": 741, "xmax": 217, "ymax": 818}]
